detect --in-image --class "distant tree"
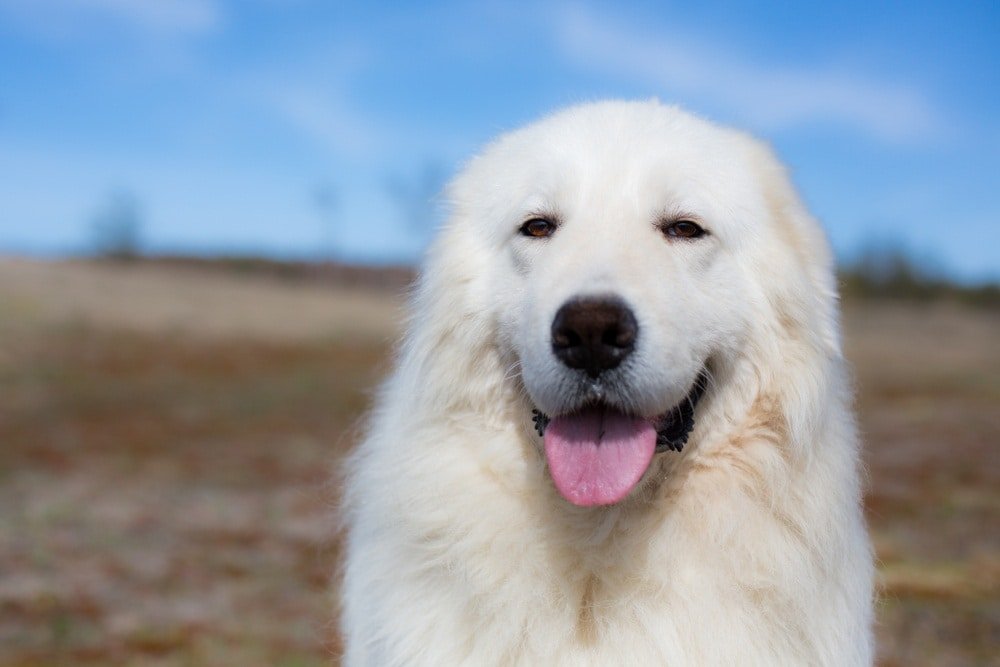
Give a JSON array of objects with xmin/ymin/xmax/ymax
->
[
  {"xmin": 853, "ymin": 243, "xmax": 926, "ymax": 287},
  {"xmin": 91, "ymin": 189, "xmax": 143, "ymax": 260},
  {"xmin": 385, "ymin": 160, "xmax": 448, "ymax": 238},
  {"xmin": 840, "ymin": 241, "xmax": 1000, "ymax": 308}
]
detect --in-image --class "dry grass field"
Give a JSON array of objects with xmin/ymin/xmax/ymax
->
[{"xmin": 0, "ymin": 259, "xmax": 997, "ymax": 666}]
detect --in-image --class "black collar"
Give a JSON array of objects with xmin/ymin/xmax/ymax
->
[{"xmin": 654, "ymin": 370, "xmax": 708, "ymax": 452}]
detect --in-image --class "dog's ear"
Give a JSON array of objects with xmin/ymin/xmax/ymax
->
[
  {"xmin": 735, "ymin": 138, "xmax": 850, "ymax": 456},
  {"xmin": 745, "ymin": 138, "xmax": 842, "ymax": 360},
  {"xmin": 385, "ymin": 170, "xmax": 510, "ymax": 420}
]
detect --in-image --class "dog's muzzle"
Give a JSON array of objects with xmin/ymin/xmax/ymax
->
[{"xmin": 532, "ymin": 369, "xmax": 709, "ymax": 453}]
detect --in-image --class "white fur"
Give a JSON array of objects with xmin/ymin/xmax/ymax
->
[{"xmin": 339, "ymin": 101, "xmax": 874, "ymax": 666}]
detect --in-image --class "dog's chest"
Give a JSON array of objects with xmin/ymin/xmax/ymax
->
[{"xmin": 420, "ymin": 549, "xmax": 774, "ymax": 667}]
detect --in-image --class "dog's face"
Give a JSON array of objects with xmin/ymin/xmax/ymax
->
[{"xmin": 443, "ymin": 101, "xmax": 832, "ymax": 506}]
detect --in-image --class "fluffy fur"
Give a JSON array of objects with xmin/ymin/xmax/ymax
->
[{"xmin": 339, "ymin": 101, "xmax": 874, "ymax": 666}]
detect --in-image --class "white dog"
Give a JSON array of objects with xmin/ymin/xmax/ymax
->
[{"xmin": 340, "ymin": 101, "xmax": 873, "ymax": 666}]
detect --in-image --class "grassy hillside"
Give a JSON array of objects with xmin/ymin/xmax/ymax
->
[{"xmin": 0, "ymin": 259, "xmax": 996, "ymax": 666}]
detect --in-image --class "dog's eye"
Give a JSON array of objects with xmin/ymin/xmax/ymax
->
[
  {"xmin": 520, "ymin": 218, "xmax": 557, "ymax": 238},
  {"xmin": 661, "ymin": 220, "xmax": 706, "ymax": 240}
]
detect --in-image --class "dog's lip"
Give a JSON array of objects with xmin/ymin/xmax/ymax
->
[
  {"xmin": 546, "ymin": 401, "xmax": 651, "ymax": 424},
  {"xmin": 533, "ymin": 367, "xmax": 708, "ymax": 421},
  {"xmin": 530, "ymin": 368, "xmax": 709, "ymax": 453}
]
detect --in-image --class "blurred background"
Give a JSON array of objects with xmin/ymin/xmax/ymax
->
[{"xmin": 0, "ymin": 2, "xmax": 997, "ymax": 665}]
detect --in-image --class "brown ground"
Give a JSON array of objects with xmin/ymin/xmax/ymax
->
[{"xmin": 0, "ymin": 259, "xmax": 997, "ymax": 666}]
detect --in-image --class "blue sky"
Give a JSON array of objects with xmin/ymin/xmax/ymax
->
[{"xmin": 1, "ymin": 1, "xmax": 997, "ymax": 281}]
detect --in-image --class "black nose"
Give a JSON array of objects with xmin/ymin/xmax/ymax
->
[{"xmin": 551, "ymin": 296, "xmax": 638, "ymax": 378}]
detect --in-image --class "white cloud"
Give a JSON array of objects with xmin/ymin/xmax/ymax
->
[
  {"xmin": 266, "ymin": 85, "xmax": 384, "ymax": 157},
  {"xmin": 0, "ymin": 0, "xmax": 221, "ymax": 37},
  {"xmin": 240, "ymin": 40, "xmax": 473, "ymax": 164},
  {"xmin": 74, "ymin": 0, "xmax": 220, "ymax": 33},
  {"xmin": 231, "ymin": 42, "xmax": 390, "ymax": 159},
  {"xmin": 553, "ymin": 5, "xmax": 946, "ymax": 144}
]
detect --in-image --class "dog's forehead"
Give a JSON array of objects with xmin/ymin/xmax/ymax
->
[{"xmin": 460, "ymin": 102, "xmax": 762, "ymax": 225}]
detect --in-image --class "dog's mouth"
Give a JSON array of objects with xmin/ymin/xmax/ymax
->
[{"xmin": 531, "ymin": 371, "xmax": 709, "ymax": 507}]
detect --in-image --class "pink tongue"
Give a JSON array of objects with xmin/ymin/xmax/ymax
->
[{"xmin": 543, "ymin": 409, "xmax": 656, "ymax": 506}]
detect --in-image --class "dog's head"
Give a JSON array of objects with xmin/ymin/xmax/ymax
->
[{"xmin": 426, "ymin": 101, "xmax": 839, "ymax": 507}]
